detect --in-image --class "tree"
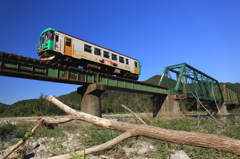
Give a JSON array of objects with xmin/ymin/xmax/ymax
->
[{"xmin": 0, "ymin": 105, "xmax": 5, "ymax": 114}]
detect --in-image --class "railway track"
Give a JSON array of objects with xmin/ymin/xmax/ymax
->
[{"xmin": 0, "ymin": 51, "xmax": 168, "ymax": 89}]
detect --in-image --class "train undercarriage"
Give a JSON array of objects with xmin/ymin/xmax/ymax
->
[{"xmin": 38, "ymin": 51, "xmax": 139, "ymax": 80}]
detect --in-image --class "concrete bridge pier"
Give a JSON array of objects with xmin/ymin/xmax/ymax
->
[
  {"xmin": 151, "ymin": 95, "xmax": 181, "ymax": 118},
  {"xmin": 77, "ymin": 84, "xmax": 106, "ymax": 117},
  {"xmin": 218, "ymin": 102, "xmax": 229, "ymax": 115},
  {"xmin": 209, "ymin": 102, "xmax": 229, "ymax": 115}
]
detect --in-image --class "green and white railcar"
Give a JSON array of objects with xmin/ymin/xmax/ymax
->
[{"xmin": 38, "ymin": 28, "xmax": 141, "ymax": 80}]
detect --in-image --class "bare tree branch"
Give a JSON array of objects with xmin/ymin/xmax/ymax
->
[
  {"xmin": 42, "ymin": 115, "xmax": 75, "ymax": 124},
  {"xmin": 48, "ymin": 131, "xmax": 133, "ymax": 159},
  {"xmin": 121, "ymin": 104, "xmax": 147, "ymax": 125},
  {"xmin": 192, "ymin": 92, "xmax": 222, "ymax": 125}
]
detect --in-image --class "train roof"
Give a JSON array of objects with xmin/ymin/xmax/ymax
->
[{"xmin": 40, "ymin": 28, "xmax": 57, "ymax": 36}]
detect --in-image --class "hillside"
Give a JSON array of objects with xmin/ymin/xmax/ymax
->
[
  {"xmin": 143, "ymin": 75, "xmax": 161, "ymax": 85},
  {"xmin": 0, "ymin": 102, "xmax": 8, "ymax": 107}
]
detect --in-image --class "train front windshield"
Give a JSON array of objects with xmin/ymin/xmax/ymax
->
[{"xmin": 38, "ymin": 30, "xmax": 54, "ymax": 52}]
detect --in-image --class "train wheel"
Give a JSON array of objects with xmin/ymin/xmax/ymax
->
[
  {"xmin": 123, "ymin": 72, "xmax": 130, "ymax": 78},
  {"xmin": 133, "ymin": 74, "xmax": 139, "ymax": 80}
]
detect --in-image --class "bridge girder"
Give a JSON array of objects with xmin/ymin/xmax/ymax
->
[{"xmin": 158, "ymin": 63, "xmax": 224, "ymax": 102}]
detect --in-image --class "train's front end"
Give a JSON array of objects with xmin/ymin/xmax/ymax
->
[{"xmin": 38, "ymin": 28, "xmax": 57, "ymax": 60}]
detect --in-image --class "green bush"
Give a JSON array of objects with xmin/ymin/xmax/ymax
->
[
  {"xmin": 0, "ymin": 125, "xmax": 17, "ymax": 140},
  {"xmin": 0, "ymin": 124, "xmax": 31, "ymax": 140},
  {"xmin": 229, "ymin": 108, "xmax": 240, "ymax": 114},
  {"xmin": 36, "ymin": 126, "xmax": 64, "ymax": 138}
]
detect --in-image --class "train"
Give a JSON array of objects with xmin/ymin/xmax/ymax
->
[{"xmin": 37, "ymin": 28, "xmax": 141, "ymax": 80}]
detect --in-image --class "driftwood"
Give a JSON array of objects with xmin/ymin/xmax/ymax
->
[{"xmin": 3, "ymin": 95, "xmax": 240, "ymax": 159}]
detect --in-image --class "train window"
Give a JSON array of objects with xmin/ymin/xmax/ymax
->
[
  {"xmin": 41, "ymin": 36, "xmax": 44, "ymax": 44},
  {"xmin": 45, "ymin": 32, "xmax": 48, "ymax": 41},
  {"xmin": 94, "ymin": 48, "xmax": 101, "ymax": 55},
  {"xmin": 66, "ymin": 38, "xmax": 71, "ymax": 46},
  {"xmin": 119, "ymin": 56, "xmax": 124, "ymax": 63},
  {"xmin": 103, "ymin": 51, "xmax": 110, "ymax": 58},
  {"xmin": 84, "ymin": 44, "xmax": 92, "ymax": 53},
  {"xmin": 126, "ymin": 59, "xmax": 129, "ymax": 65},
  {"xmin": 49, "ymin": 31, "xmax": 54, "ymax": 40},
  {"xmin": 55, "ymin": 35, "xmax": 59, "ymax": 42},
  {"xmin": 135, "ymin": 61, "xmax": 138, "ymax": 67},
  {"xmin": 112, "ymin": 54, "xmax": 117, "ymax": 60}
]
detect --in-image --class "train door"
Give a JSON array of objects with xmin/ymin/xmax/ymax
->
[
  {"xmin": 64, "ymin": 37, "xmax": 72, "ymax": 56},
  {"xmin": 134, "ymin": 61, "xmax": 138, "ymax": 74}
]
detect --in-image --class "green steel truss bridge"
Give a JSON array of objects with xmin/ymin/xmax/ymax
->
[
  {"xmin": 0, "ymin": 52, "xmax": 239, "ymax": 105},
  {"xmin": 158, "ymin": 63, "xmax": 239, "ymax": 104}
]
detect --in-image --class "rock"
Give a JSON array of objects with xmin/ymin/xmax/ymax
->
[
  {"xmin": 149, "ymin": 145, "xmax": 155, "ymax": 150},
  {"xmin": 37, "ymin": 138, "xmax": 45, "ymax": 144},
  {"xmin": 38, "ymin": 144, "xmax": 47, "ymax": 152},
  {"xmin": 123, "ymin": 147, "xmax": 135, "ymax": 156},
  {"xmin": 1, "ymin": 132, "xmax": 192, "ymax": 159},
  {"xmin": 88, "ymin": 156, "xmax": 99, "ymax": 159},
  {"xmin": 30, "ymin": 141, "xmax": 39, "ymax": 149},
  {"xmin": 100, "ymin": 155, "xmax": 115, "ymax": 159},
  {"xmin": 71, "ymin": 134, "xmax": 78, "ymax": 140},
  {"xmin": 48, "ymin": 153, "xmax": 54, "ymax": 157},
  {"xmin": 137, "ymin": 147, "xmax": 148, "ymax": 155},
  {"xmin": 62, "ymin": 141, "xmax": 69, "ymax": 147},
  {"xmin": 169, "ymin": 153, "xmax": 180, "ymax": 159},
  {"xmin": 24, "ymin": 152, "xmax": 35, "ymax": 159},
  {"xmin": 170, "ymin": 150, "xmax": 190, "ymax": 159},
  {"xmin": 66, "ymin": 147, "xmax": 71, "ymax": 153}
]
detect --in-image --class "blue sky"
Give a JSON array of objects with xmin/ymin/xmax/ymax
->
[{"xmin": 0, "ymin": 0, "xmax": 240, "ymax": 105}]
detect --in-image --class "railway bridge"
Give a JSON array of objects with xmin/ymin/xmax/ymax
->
[{"xmin": 0, "ymin": 52, "xmax": 239, "ymax": 118}]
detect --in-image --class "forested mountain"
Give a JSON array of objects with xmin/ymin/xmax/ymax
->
[
  {"xmin": 220, "ymin": 82, "xmax": 240, "ymax": 95},
  {"xmin": 0, "ymin": 102, "xmax": 8, "ymax": 107},
  {"xmin": 0, "ymin": 102, "xmax": 8, "ymax": 114},
  {"xmin": 0, "ymin": 75, "xmax": 239, "ymax": 117}
]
